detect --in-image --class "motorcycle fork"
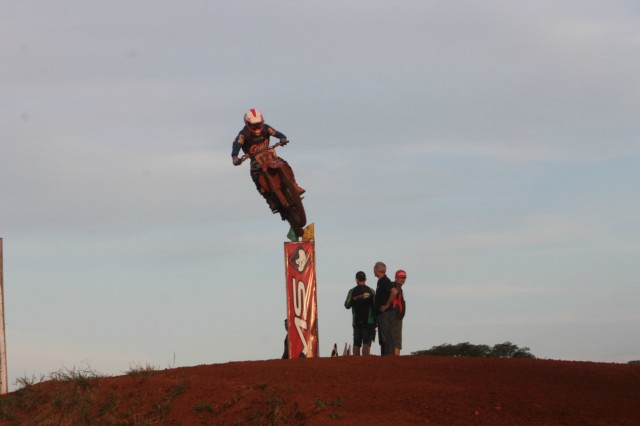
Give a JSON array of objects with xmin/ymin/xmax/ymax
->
[{"xmin": 259, "ymin": 166, "xmax": 289, "ymax": 208}]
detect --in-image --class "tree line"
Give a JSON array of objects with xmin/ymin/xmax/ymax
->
[{"xmin": 411, "ymin": 341, "xmax": 535, "ymax": 358}]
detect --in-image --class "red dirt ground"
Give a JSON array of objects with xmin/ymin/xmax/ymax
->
[{"xmin": 2, "ymin": 356, "xmax": 639, "ymax": 425}]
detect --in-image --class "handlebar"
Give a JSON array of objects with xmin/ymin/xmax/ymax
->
[{"xmin": 238, "ymin": 141, "xmax": 285, "ymax": 164}]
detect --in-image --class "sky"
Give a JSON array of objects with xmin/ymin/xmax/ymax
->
[{"xmin": 1, "ymin": 0, "xmax": 639, "ymax": 390}]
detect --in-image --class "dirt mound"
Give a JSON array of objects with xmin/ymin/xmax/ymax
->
[{"xmin": 1, "ymin": 356, "xmax": 639, "ymax": 425}]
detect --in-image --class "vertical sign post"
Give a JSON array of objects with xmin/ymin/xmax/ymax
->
[
  {"xmin": 284, "ymin": 241, "xmax": 319, "ymax": 358},
  {"xmin": 0, "ymin": 238, "xmax": 7, "ymax": 394}
]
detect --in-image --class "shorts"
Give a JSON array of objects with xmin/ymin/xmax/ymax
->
[
  {"xmin": 353, "ymin": 325, "xmax": 374, "ymax": 347},
  {"xmin": 392, "ymin": 319, "xmax": 403, "ymax": 349}
]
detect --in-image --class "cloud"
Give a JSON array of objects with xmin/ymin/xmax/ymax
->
[
  {"xmin": 425, "ymin": 282, "xmax": 556, "ymax": 301},
  {"xmin": 0, "ymin": 135, "xmax": 241, "ymax": 235},
  {"xmin": 440, "ymin": 216, "xmax": 588, "ymax": 252}
]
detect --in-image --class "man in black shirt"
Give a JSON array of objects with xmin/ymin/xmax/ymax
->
[
  {"xmin": 373, "ymin": 262, "xmax": 398, "ymax": 356},
  {"xmin": 344, "ymin": 271, "xmax": 376, "ymax": 356}
]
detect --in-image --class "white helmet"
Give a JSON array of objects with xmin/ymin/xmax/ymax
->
[{"xmin": 244, "ymin": 108, "xmax": 264, "ymax": 135}]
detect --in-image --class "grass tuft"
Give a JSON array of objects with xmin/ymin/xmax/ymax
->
[
  {"xmin": 125, "ymin": 362, "xmax": 158, "ymax": 377},
  {"xmin": 14, "ymin": 374, "xmax": 46, "ymax": 390},
  {"xmin": 193, "ymin": 403, "xmax": 216, "ymax": 414},
  {"xmin": 49, "ymin": 364, "xmax": 102, "ymax": 388}
]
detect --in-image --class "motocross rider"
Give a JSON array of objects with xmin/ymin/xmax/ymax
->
[{"xmin": 231, "ymin": 109, "xmax": 305, "ymax": 213}]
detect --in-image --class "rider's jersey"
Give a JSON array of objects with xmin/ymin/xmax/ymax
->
[{"xmin": 231, "ymin": 124, "xmax": 287, "ymax": 157}]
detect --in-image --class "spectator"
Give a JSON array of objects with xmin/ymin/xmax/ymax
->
[
  {"xmin": 282, "ymin": 319, "xmax": 289, "ymax": 359},
  {"xmin": 344, "ymin": 271, "xmax": 377, "ymax": 355},
  {"xmin": 343, "ymin": 343, "xmax": 352, "ymax": 356},
  {"xmin": 373, "ymin": 262, "xmax": 397, "ymax": 356},
  {"xmin": 392, "ymin": 270, "xmax": 407, "ymax": 356},
  {"xmin": 331, "ymin": 343, "xmax": 339, "ymax": 357}
]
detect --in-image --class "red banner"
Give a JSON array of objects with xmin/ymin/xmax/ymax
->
[{"xmin": 284, "ymin": 241, "xmax": 319, "ymax": 358}]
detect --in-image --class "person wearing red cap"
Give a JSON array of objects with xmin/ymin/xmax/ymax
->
[{"xmin": 392, "ymin": 270, "xmax": 407, "ymax": 356}]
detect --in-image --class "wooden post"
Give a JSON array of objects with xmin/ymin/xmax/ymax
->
[{"xmin": 0, "ymin": 238, "xmax": 7, "ymax": 394}]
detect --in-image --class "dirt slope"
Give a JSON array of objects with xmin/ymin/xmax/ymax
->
[{"xmin": 1, "ymin": 356, "xmax": 639, "ymax": 425}]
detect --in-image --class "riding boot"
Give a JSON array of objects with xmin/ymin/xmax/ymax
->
[
  {"xmin": 268, "ymin": 199, "xmax": 279, "ymax": 214},
  {"xmin": 259, "ymin": 189, "xmax": 279, "ymax": 213},
  {"xmin": 282, "ymin": 160, "xmax": 305, "ymax": 195}
]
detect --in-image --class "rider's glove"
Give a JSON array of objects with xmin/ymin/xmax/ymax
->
[
  {"xmin": 232, "ymin": 156, "xmax": 242, "ymax": 166},
  {"xmin": 280, "ymin": 138, "xmax": 289, "ymax": 146}
]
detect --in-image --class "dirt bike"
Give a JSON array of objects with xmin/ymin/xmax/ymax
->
[{"xmin": 239, "ymin": 142, "xmax": 307, "ymax": 238}]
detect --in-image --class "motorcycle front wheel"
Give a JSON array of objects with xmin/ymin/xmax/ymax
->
[{"xmin": 280, "ymin": 174, "xmax": 307, "ymax": 238}]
